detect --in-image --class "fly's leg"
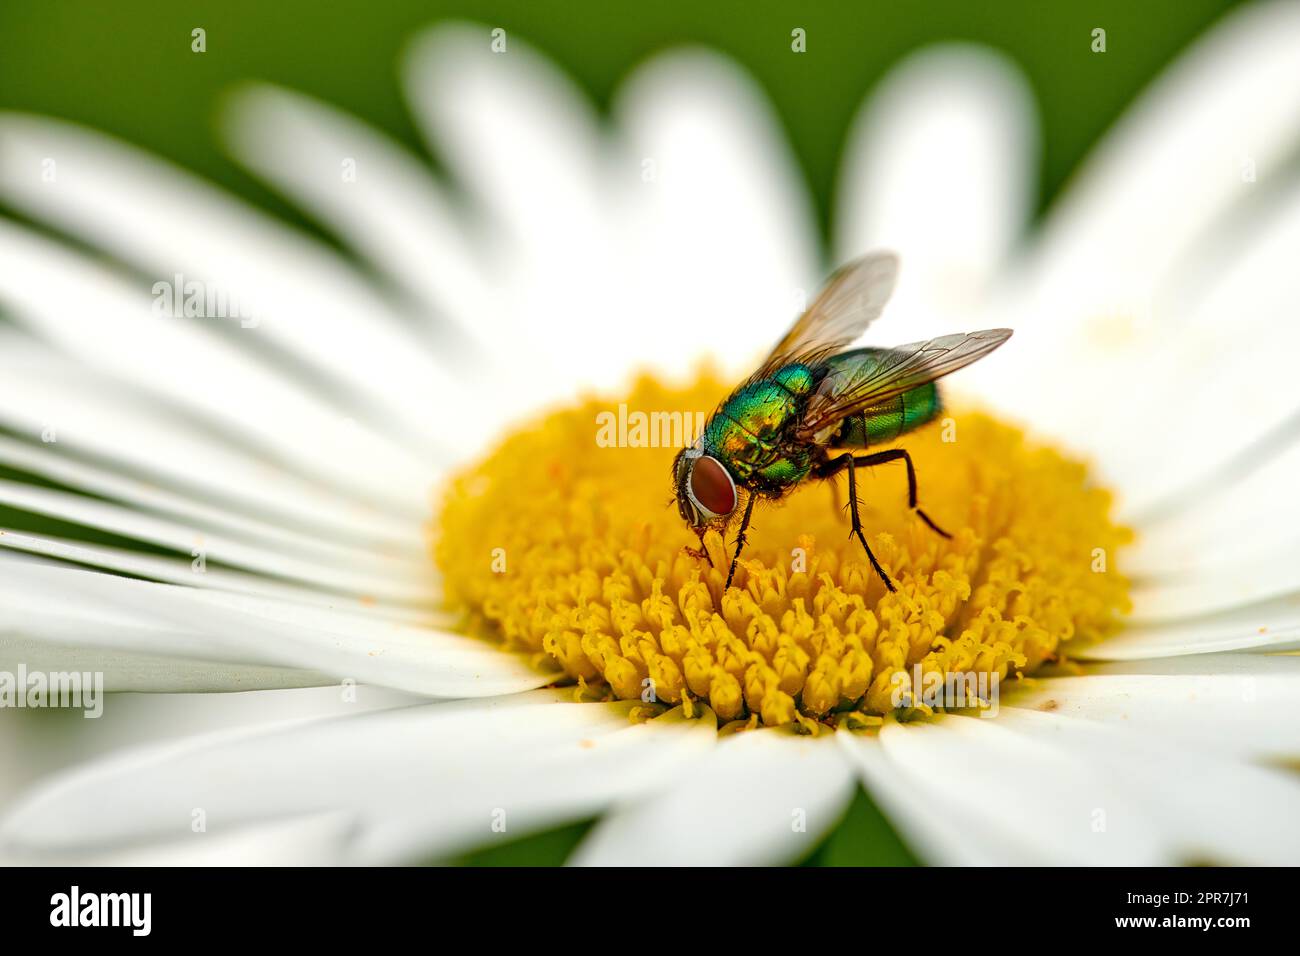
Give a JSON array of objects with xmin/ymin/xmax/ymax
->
[
  {"xmin": 819, "ymin": 452, "xmax": 896, "ymax": 592},
  {"xmin": 818, "ymin": 449, "xmax": 950, "ymax": 539},
  {"xmin": 682, "ymin": 544, "xmax": 713, "ymax": 565},
  {"xmin": 845, "ymin": 454, "xmax": 896, "ymax": 592},
  {"xmin": 725, "ymin": 492, "xmax": 757, "ymax": 590},
  {"xmin": 683, "ymin": 528, "xmax": 715, "ymax": 566},
  {"xmin": 829, "ymin": 472, "xmax": 846, "ymax": 518},
  {"xmin": 852, "ymin": 448, "xmax": 951, "ymax": 539}
]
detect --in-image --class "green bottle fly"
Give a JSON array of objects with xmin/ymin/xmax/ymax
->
[{"xmin": 672, "ymin": 252, "xmax": 1012, "ymax": 592}]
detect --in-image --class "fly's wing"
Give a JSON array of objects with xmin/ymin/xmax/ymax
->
[
  {"xmin": 795, "ymin": 329, "xmax": 1013, "ymax": 441},
  {"xmin": 755, "ymin": 251, "xmax": 899, "ymax": 376}
]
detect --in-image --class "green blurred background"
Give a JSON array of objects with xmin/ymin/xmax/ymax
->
[
  {"xmin": 0, "ymin": 0, "xmax": 1244, "ymax": 237},
  {"xmin": 0, "ymin": 0, "xmax": 1247, "ymax": 865}
]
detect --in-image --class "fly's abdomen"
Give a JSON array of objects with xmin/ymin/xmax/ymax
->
[{"xmin": 836, "ymin": 382, "xmax": 941, "ymax": 446}]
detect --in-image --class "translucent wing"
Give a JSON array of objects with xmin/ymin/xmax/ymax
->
[
  {"xmin": 796, "ymin": 328, "xmax": 1013, "ymax": 440},
  {"xmin": 757, "ymin": 251, "xmax": 899, "ymax": 374}
]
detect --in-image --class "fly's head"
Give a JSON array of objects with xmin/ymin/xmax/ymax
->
[{"xmin": 672, "ymin": 444, "xmax": 738, "ymax": 533}]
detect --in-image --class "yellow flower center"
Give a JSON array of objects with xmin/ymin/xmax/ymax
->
[{"xmin": 434, "ymin": 371, "xmax": 1131, "ymax": 730}]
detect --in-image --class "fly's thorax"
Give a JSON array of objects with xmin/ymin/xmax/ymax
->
[
  {"xmin": 747, "ymin": 449, "xmax": 814, "ymax": 494},
  {"xmin": 772, "ymin": 363, "xmax": 816, "ymax": 395},
  {"xmin": 699, "ymin": 429, "xmax": 813, "ymax": 496},
  {"xmin": 703, "ymin": 371, "xmax": 810, "ymax": 473},
  {"xmin": 700, "ymin": 372, "xmax": 819, "ymax": 496}
]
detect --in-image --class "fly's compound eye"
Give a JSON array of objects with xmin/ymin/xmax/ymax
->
[{"xmin": 688, "ymin": 455, "xmax": 737, "ymax": 519}]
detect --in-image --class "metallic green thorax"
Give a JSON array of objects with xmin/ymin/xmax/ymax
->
[
  {"xmin": 701, "ymin": 351, "xmax": 941, "ymax": 498},
  {"xmin": 702, "ymin": 363, "xmax": 817, "ymax": 494}
]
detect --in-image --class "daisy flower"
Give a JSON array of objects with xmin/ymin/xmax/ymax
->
[{"xmin": 1, "ymin": 2, "xmax": 1299, "ymax": 866}]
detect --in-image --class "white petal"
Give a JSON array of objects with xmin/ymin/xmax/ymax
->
[
  {"xmin": 1069, "ymin": 176, "xmax": 1300, "ymax": 518},
  {"xmin": 1127, "ymin": 437, "xmax": 1300, "ymax": 580},
  {"xmin": 1073, "ymin": 596, "xmax": 1300, "ymax": 659},
  {"xmin": 0, "ymin": 113, "xmax": 472, "ymax": 456},
  {"xmin": 835, "ymin": 731, "xmax": 984, "ymax": 865},
  {"xmin": 0, "ymin": 693, "xmax": 712, "ymax": 865},
  {"xmin": 963, "ymin": 0, "xmax": 1300, "ymax": 504},
  {"xmin": 0, "ymin": 433, "xmax": 425, "ymax": 563},
  {"xmin": 613, "ymin": 49, "xmax": 822, "ymax": 376},
  {"xmin": 402, "ymin": 22, "xmax": 618, "ymax": 405},
  {"xmin": 571, "ymin": 729, "xmax": 854, "ymax": 866},
  {"xmin": 1024, "ymin": 0, "xmax": 1300, "ymax": 324},
  {"xmin": 0, "ymin": 479, "xmax": 433, "ymax": 603},
  {"xmin": 407, "ymin": 29, "xmax": 821, "ymax": 394},
  {"xmin": 985, "ymin": 708, "xmax": 1300, "ymax": 866},
  {"xmin": 0, "ymin": 530, "xmax": 444, "ymax": 624},
  {"xmin": 99, "ymin": 684, "xmax": 434, "ymax": 747},
  {"xmin": 1128, "ymin": 542, "xmax": 1300, "ymax": 620},
  {"xmin": 404, "ymin": 22, "xmax": 607, "ymax": 258},
  {"xmin": 380, "ymin": 703, "xmax": 716, "ymax": 865},
  {"xmin": 843, "ymin": 717, "xmax": 1162, "ymax": 865},
  {"xmin": 835, "ymin": 44, "xmax": 1036, "ymax": 336},
  {"xmin": 0, "ymin": 223, "xmax": 434, "ymax": 514},
  {"xmin": 222, "ymin": 84, "xmax": 492, "ymax": 356},
  {"xmin": 3, "ymin": 685, "xmax": 389, "ymax": 854},
  {"xmin": 1, "ymin": 813, "xmax": 357, "ymax": 866},
  {"xmin": 0, "ymin": 559, "xmax": 553, "ymax": 698},
  {"xmin": 1006, "ymin": 653, "xmax": 1300, "ymax": 761},
  {"xmin": 0, "ymin": 336, "xmax": 422, "ymax": 545},
  {"xmin": 220, "ymin": 85, "xmax": 529, "ymax": 447},
  {"xmin": 0, "ymin": 631, "xmax": 330, "ymax": 693}
]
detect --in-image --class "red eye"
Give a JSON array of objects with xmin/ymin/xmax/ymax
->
[{"xmin": 690, "ymin": 455, "xmax": 736, "ymax": 517}]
